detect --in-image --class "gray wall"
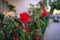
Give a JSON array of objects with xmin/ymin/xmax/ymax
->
[
  {"xmin": 8, "ymin": 0, "xmax": 40, "ymax": 18},
  {"xmin": 0, "ymin": 0, "xmax": 40, "ymax": 18},
  {"xmin": 0, "ymin": 0, "xmax": 8, "ymax": 12},
  {"xmin": 0, "ymin": 0, "xmax": 57, "ymax": 17}
]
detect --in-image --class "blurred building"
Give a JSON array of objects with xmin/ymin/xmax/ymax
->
[
  {"xmin": 0, "ymin": 0, "xmax": 8, "ymax": 12},
  {"xmin": 47, "ymin": 0, "xmax": 57, "ymax": 5},
  {"xmin": 0, "ymin": 0, "xmax": 58, "ymax": 18}
]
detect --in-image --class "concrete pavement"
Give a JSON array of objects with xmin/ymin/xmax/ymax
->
[{"xmin": 44, "ymin": 19, "xmax": 60, "ymax": 40}]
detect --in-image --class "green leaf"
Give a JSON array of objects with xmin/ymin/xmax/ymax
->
[
  {"xmin": 5, "ymin": 23, "xmax": 14, "ymax": 32},
  {"xmin": 0, "ymin": 33, "xmax": 4, "ymax": 40}
]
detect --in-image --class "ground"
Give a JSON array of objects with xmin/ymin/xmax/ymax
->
[{"xmin": 44, "ymin": 19, "xmax": 60, "ymax": 40}]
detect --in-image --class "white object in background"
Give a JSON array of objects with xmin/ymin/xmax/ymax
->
[
  {"xmin": 3, "ymin": 11, "xmax": 15, "ymax": 17},
  {"xmin": 45, "ymin": 4, "xmax": 51, "ymax": 12},
  {"xmin": 53, "ymin": 9, "xmax": 60, "ymax": 16}
]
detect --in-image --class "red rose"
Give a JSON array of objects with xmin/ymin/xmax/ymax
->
[
  {"xmin": 20, "ymin": 12, "xmax": 30, "ymax": 23},
  {"xmin": 23, "ymin": 25, "xmax": 30, "ymax": 32},
  {"xmin": 42, "ymin": 10, "xmax": 48, "ymax": 17},
  {"xmin": 14, "ymin": 37, "xmax": 19, "ymax": 40},
  {"xmin": 36, "ymin": 34, "xmax": 40, "ymax": 40}
]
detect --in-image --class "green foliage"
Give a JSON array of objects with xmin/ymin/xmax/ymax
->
[
  {"xmin": 0, "ymin": 0, "xmax": 50, "ymax": 40},
  {"xmin": 0, "ymin": 14, "xmax": 4, "ymax": 31},
  {"xmin": 0, "ymin": 13, "xmax": 4, "ymax": 20},
  {"xmin": 50, "ymin": 2, "xmax": 57, "ymax": 13},
  {"xmin": 0, "ymin": 9, "xmax": 49, "ymax": 40},
  {"xmin": 7, "ymin": 4, "xmax": 16, "ymax": 12},
  {"xmin": 0, "ymin": 33, "xmax": 4, "ymax": 40},
  {"xmin": 50, "ymin": 0, "xmax": 60, "ymax": 14},
  {"xmin": 5, "ymin": 23, "xmax": 14, "ymax": 32},
  {"xmin": 43, "ymin": 0, "xmax": 47, "ymax": 6},
  {"xmin": 28, "ymin": 4, "xmax": 49, "ymax": 38}
]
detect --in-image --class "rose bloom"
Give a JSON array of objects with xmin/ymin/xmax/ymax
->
[
  {"xmin": 36, "ymin": 34, "xmax": 40, "ymax": 40},
  {"xmin": 20, "ymin": 12, "xmax": 30, "ymax": 23},
  {"xmin": 42, "ymin": 10, "xmax": 48, "ymax": 17},
  {"xmin": 23, "ymin": 25, "xmax": 30, "ymax": 32},
  {"xmin": 14, "ymin": 37, "xmax": 19, "ymax": 40}
]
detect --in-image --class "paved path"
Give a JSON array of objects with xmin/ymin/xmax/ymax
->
[{"xmin": 44, "ymin": 19, "xmax": 60, "ymax": 40}]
